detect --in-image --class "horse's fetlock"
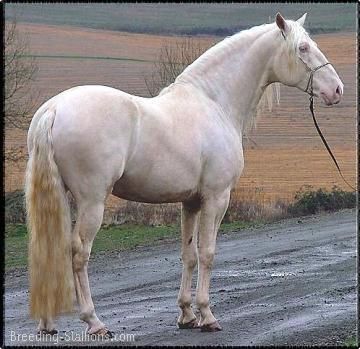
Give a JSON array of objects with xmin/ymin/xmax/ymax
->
[
  {"xmin": 196, "ymin": 296, "xmax": 209, "ymax": 310},
  {"xmin": 178, "ymin": 294, "xmax": 192, "ymax": 308},
  {"xmin": 79, "ymin": 308, "xmax": 95, "ymax": 322}
]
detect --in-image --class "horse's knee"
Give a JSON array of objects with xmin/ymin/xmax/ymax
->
[
  {"xmin": 181, "ymin": 250, "xmax": 197, "ymax": 269},
  {"xmin": 198, "ymin": 247, "xmax": 215, "ymax": 268}
]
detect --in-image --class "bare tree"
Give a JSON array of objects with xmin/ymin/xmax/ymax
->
[
  {"xmin": 4, "ymin": 145, "xmax": 27, "ymax": 164},
  {"xmin": 5, "ymin": 17, "xmax": 38, "ymax": 129},
  {"xmin": 145, "ymin": 37, "xmax": 211, "ymax": 97}
]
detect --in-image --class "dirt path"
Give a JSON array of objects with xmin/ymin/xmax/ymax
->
[{"xmin": 4, "ymin": 209, "xmax": 356, "ymax": 346}]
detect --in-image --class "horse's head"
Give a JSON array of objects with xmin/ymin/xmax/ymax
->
[{"xmin": 272, "ymin": 12, "xmax": 343, "ymax": 106}]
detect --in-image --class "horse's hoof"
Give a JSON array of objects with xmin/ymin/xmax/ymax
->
[
  {"xmin": 178, "ymin": 318, "xmax": 199, "ymax": 329},
  {"xmin": 103, "ymin": 329, "xmax": 113, "ymax": 339},
  {"xmin": 37, "ymin": 329, "xmax": 58, "ymax": 336},
  {"xmin": 91, "ymin": 327, "xmax": 113, "ymax": 339},
  {"xmin": 200, "ymin": 320, "xmax": 222, "ymax": 332}
]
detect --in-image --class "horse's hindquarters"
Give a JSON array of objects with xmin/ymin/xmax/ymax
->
[{"xmin": 50, "ymin": 86, "xmax": 137, "ymax": 201}]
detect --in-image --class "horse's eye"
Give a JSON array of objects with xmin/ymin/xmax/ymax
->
[{"xmin": 299, "ymin": 43, "xmax": 309, "ymax": 53}]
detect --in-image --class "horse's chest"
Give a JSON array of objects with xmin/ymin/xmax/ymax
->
[{"xmin": 202, "ymin": 137, "xmax": 243, "ymax": 193}]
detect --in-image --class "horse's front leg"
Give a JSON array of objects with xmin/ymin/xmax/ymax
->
[
  {"xmin": 196, "ymin": 190, "xmax": 230, "ymax": 332},
  {"xmin": 177, "ymin": 200, "xmax": 200, "ymax": 329}
]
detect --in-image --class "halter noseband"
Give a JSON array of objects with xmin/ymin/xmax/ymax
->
[{"xmin": 302, "ymin": 61, "xmax": 332, "ymax": 97}]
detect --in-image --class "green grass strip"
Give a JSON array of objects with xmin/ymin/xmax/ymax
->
[
  {"xmin": 344, "ymin": 336, "xmax": 358, "ymax": 347},
  {"xmin": 5, "ymin": 220, "xmax": 258, "ymax": 271}
]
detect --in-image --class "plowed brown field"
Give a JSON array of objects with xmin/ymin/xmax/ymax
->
[{"xmin": 5, "ymin": 23, "xmax": 356, "ymax": 214}]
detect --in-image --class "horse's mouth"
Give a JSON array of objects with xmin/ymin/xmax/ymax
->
[{"xmin": 320, "ymin": 92, "xmax": 340, "ymax": 106}]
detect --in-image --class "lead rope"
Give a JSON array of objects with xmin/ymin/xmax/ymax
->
[{"xmin": 308, "ymin": 70, "xmax": 356, "ymax": 191}]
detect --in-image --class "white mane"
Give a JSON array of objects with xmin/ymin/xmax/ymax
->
[
  {"xmin": 177, "ymin": 23, "xmax": 274, "ymax": 82},
  {"xmin": 178, "ymin": 20, "xmax": 307, "ymax": 82}
]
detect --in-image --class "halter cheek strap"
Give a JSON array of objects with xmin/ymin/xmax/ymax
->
[{"xmin": 303, "ymin": 61, "xmax": 332, "ymax": 96}]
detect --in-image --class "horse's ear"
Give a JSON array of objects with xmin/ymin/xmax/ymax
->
[
  {"xmin": 297, "ymin": 13, "xmax": 307, "ymax": 27},
  {"xmin": 275, "ymin": 12, "xmax": 289, "ymax": 36}
]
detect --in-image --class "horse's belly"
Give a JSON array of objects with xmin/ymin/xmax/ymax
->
[
  {"xmin": 112, "ymin": 179, "xmax": 197, "ymax": 203},
  {"xmin": 111, "ymin": 171, "xmax": 199, "ymax": 204}
]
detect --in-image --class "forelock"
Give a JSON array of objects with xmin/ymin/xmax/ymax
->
[{"xmin": 282, "ymin": 20, "xmax": 308, "ymax": 71}]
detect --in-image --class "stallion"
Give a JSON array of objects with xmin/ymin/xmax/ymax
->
[{"xmin": 25, "ymin": 13, "xmax": 343, "ymax": 335}]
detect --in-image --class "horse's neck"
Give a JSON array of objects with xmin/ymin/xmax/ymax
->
[{"xmin": 176, "ymin": 24, "xmax": 279, "ymax": 134}]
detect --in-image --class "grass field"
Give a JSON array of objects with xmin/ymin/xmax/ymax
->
[
  {"xmin": 344, "ymin": 336, "xmax": 358, "ymax": 347},
  {"xmin": 5, "ymin": 3, "xmax": 356, "ymax": 35}
]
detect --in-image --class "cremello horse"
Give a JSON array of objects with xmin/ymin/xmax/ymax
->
[{"xmin": 25, "ymin": 13, "xmax": 343, "ymax": 335}]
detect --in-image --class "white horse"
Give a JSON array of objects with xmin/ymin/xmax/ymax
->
[{"xmin": 25, "ymin": 13, "xmax": 343, "ymax": 335}]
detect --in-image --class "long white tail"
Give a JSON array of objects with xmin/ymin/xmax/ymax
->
[{"xmin": 25, "ymin": 108, "xmax": 74, "ymax": 319}]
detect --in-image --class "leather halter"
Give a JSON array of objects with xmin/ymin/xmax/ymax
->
[{"xmin": 301, "ymin": 61, "xmax": 332, "ymax": 96}]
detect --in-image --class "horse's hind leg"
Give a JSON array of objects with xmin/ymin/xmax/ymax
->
[
  {"xmin": 37, "ymin": 318, "xmax": 57, "ymax": 334},
  {"xmin": 72, "ymin": 200, "xmax": 109, "ymax": 335},
  {"xmin": 177, "ymin": 200, "xmax": 200, "ymax": 329}
]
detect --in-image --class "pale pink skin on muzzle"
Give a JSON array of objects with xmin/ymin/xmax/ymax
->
[
  {"xmin": 314, "ymin": 63, "xmax": 344, "ymax": 105},
  {"xmin": 320, "ymin": 79, "xmax": 344, "ymax": 105}
]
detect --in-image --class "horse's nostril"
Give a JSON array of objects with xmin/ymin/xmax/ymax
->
[{"xmin": 336, "ymin": 85, "xmax": 341, "ymax": 95}]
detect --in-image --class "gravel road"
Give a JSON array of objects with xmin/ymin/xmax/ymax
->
[{"xmin": 4, "ymin": 209, "xmax": 357, "ymax": 346}]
